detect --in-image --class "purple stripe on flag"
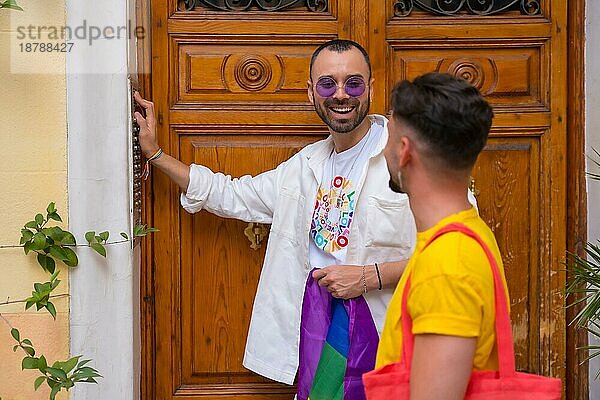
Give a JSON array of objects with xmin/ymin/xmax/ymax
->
[
  {"xmin": 298, "ymin": 270, "xmax": 332, "ymax": 400},
  {"xmin": 344, "ymin": 298, "xmax": 379, "ymax": 400}
]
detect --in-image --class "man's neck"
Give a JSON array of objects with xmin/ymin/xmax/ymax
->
[
  {"xmin": 331, "ymin": 117, "xmax": 372, "ymax": 153},
  {"xmin": 409, "ymin": 180, "xmax": 472, "ymax": 233}
]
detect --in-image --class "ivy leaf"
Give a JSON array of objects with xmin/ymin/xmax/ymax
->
[
  {"xmin": 13, "ymin": 344, "xmax": 19, "ymax": 352},
  {"xmin": 32, "ymin": 232, "xmax": 47, "ymax": 250},
  {"xmin": 34, "ymin": 376, "xmax": 46, "ymax": 391},
  {"xmin": 49, "ymin": 245, "xmax": 68, "ymax": 262},
  {"xmin": 1, "ymin": 0, "xmax": 24, "ymax": 11},
  {"xmin": 23, "ymin": 346, "xmax": 35, "ymax": 356},
  {"xmin": 23, "ymin": 241, "xmax": 34, "ymax": 255},
  {"xmin": 25, "ymin": 220, "xmax": 38, "ymax": 229},
  {"xmin": 46, "ymin": 302, "xmax": 57, "ymax": 320},
  {"xmin": 22, "ymin": 339, "xmax": 32, "ymax": 346},
  {"xmin": 11, "ymin": 328, "xmax": 20, "ymax": 341},
  {"xmin": 25, "ymin": 300, "xmax": 35, "ymax": 310},
  {"xmin": 47, "ymin": 227, "xmax": 65, "ymax": 243},
  {"xmin": 22, "ymin": 357, "xmax": 38, "ymax": 370},
  {"xmin": 47, "ymin": 202, "xmax": 56, "ymax": 214},
  {"xmin": 48, "ymin": 212, "xmax": 62, "ymax": 222},
  {"xmin": 90, "ymin": 243, "xmax": 106, "ymax": 257},
  {"xmin": 20, "ymin": 229, "xmax": 34, "ymax": 244},
  {"xmin": 85, "ymin": 231, "xmax": 96, "ymax": 244},
  {"xmin": 35, "ymin": 213, "xmax": 44, "ymax": 226},
  {"xmin": 38, "ymin": 355, "xmax": 47, "ymax": 371},
  {"xmin": 37, "ymin": 254, "xmax": 55, "ymax": 273},
  {"xmin": 99, "ymin": 231, "xmax": 109, "ymax": 242},
  {"xmin": 120, "ymin": 232, "xmax": 129, "ymax": 240},
  {"xmin": 61, "ymin": 232, "xmax": 76, "ymax": 246},
  {"xmin": 62, "ymin": 247, "xmax": 78, "ymax": 267}
]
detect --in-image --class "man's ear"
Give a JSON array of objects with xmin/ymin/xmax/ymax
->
[
  {"xmin": 307, "ymin": 80, "xmax": 315, "ymax": 105},
  {"xmin": 398, "ymin": 135, "xmax": 412, "ymax": 168}
]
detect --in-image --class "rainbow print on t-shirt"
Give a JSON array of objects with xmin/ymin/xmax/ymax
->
[{"xmin": 311, "ymin": 175, "xmax": 356, "ymax": 253}]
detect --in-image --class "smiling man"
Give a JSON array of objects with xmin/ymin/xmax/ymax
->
[{"xmin": 134, "ymin": 40, "xmax": 427, "ymax": 398}]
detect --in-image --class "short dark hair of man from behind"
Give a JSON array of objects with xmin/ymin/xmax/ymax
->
[
  {"xmin": 309, "ymin": 39, "xmax": 372, "ymax": 80},
  {"xmin": 390, "ymin": 72, "xmax": 494, "ymax": 171}
]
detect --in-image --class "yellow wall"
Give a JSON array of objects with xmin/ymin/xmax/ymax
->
[{"xmin": 0, "ymin": 1, "xmax": 69, "ymax": 399}]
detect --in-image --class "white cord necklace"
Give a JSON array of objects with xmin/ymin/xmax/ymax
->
[{"xmin": 329, "ymin": 128, "xmax": 372, "ymax": 187}]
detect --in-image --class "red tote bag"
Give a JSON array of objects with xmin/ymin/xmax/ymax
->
[{"xmin": 363, "ymin": 223, "xmax": 562, "ymax": 400}]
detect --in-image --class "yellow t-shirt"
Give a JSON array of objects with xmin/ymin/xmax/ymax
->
[{"xmin": 375, "ymin": 207, "xmax": 509, "ymax": 371}]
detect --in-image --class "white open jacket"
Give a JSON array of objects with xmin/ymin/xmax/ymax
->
[{"xmin": 181, "ymin": 115, "xmax": 417, "ymax": 384}]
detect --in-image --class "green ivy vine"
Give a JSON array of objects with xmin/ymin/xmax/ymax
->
[{"xmin": 0, "ymin": 203, "xmax": 157, "ymax": 399}]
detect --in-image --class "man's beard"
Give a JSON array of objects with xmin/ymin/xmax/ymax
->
[
  {"xmin": 313, "ymin": 95, "xmax": 370, "ymax": 134},
  {"xmin": 389, "ymin": 171, "xmax": 406, "ymax": 194}
]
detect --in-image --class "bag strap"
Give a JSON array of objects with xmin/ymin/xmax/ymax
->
[{"xmin": 400, "ymin": 222, "xmax": 516, "ymax": 378}]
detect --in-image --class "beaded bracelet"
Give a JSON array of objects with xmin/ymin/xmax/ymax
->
[
  {"xmin": 142, "ymin": 148, "xmax": 163, "ymax": 180},
  {"xmin": 361, "ymin": 265, "xmax": 368, "ymax": 294}
]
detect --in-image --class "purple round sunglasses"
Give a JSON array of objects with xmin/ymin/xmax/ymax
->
[{"xmin": 315, "ymin": 76, "xmax": 366, "ymax": 98}]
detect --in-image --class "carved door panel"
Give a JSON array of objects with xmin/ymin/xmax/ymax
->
[{"xmin": 148, "ymin": 0, "xmax": 568, "ymax": 399}]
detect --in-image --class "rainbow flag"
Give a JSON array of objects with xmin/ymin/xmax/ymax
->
[{"xmin": 298, "ymin": 269, "xmax": 379, "ymax": 400}]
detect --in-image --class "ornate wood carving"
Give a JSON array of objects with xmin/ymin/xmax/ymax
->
[
  {"xmin": 393, "ymin": 0, "xmax": 541, "ymax": 17},
  {"xmin": 447, "ymin": 58, "xmax": 489, "ymax": 91},
  {"xmin": 175, "ymin": 42, "xmax": 319, "ymax": 108},
  {"xmin": 181, "ymin": 0, "xmax": 328, "ymax": 12},
  {"xmin": 233, "ymin": 54, "xmax": 273, "ymax": 92},
  {"xmin": 391, "ymin": 46, "xmax": 544, "ymax": 110}
]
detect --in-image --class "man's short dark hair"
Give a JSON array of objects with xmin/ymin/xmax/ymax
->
[
  {"xmin": 391, "ymin": 72, "xmax": 493, "ymax": 170},
  {"xmin": 310, "ymin": 39, "xmax": 371, "ymax": 79}
]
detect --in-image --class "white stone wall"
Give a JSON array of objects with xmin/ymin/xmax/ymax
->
[{"xmin": 66, "ymin": 0, "xmax": 137, "ymax": 399}]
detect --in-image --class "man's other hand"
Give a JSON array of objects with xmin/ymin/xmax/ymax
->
[{"xmin": 312, "ymin": 265, "xmax": 365, "ymax": 299}]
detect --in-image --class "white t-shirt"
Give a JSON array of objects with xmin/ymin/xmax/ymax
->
[{"xmin": 309, "ymin": 117, "xmax": 384, "ymax": 268}]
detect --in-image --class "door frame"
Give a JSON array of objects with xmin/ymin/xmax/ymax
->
[
  {"xmin": 135, "ymin": 1, "xmax": 588, "ymax": 398},
  {"xmin": 566, "ymin": 0, "xmax": 588, "ymax": 398}
]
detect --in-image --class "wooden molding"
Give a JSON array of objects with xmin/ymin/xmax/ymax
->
[
  {"xmin": 136, "ymin": 0, "xmax": 154, "ymax": 399},
  {"xmin": 566, "ymin": 0, "xmax": 588, "ymax": 398}
]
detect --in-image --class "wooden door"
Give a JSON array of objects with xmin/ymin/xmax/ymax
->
[{"xmin": 144, "ymin": 0, "xmax": 569, "ymax": 398}]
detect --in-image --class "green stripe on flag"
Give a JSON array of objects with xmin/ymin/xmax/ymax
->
[{"xmin": 308, "ymin": 342, "xmax": 346, "ymax": 400}]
